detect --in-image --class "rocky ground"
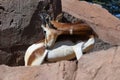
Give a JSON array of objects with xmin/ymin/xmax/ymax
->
[{"xmin": 0, "ymin": 0, "xmax": 120, "ymax": 80}]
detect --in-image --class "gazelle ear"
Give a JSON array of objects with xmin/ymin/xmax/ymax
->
[{"xmin": 55, "ymin": 13, "xmax": 63, "ymax": 22}]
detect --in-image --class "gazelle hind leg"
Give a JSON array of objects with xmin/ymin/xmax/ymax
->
[
  {"xmin": 72, "ymin": 42, "xmax": 84, "ymax": 60},
  {"xmin": 82, "ymin": 36, "xmax": 95, "ymax": 52}
]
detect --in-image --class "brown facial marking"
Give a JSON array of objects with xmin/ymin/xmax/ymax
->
[
  {"xmin": 45, "ymin": 31, "xmax": 58, "ymax": 46},
  {"xmin": 27, "ymin": 46, "xmax": 46, "ymax": 66},
  {"xmin": 48, "ymin": 33, "xmax": 53, "ymax": 41},
  {"xmin": 45, "ymin": 38, "xmax": 48, "ymax": 44}
]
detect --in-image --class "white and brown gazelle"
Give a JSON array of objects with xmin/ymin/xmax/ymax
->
[
  {"xmin": 24, "ymin": 36, "xmax": 94, "ymax": 66},
  {"xmin": 24, "ymin": 24, "xmax": 95, "ymax": 66},
  {"xmin": 24, "ymin": 13, "xmax": 95, "ymax": 66}
]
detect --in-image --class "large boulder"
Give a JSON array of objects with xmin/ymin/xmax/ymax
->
[
  {"xmin": 62, "ymin": 0, "xmax": 120, "ymax": 45},
  {"xmin": 0, "ymin": 61, "xmax": 76, "ymax": 80},
  {"xmin": 0, "ymin": 0, "xmax": 120, "ymax": 80},
  {"xmin": 0, "ymin": 47, "xmax": 120, "ymax": 80},
  {"xmin": 0, "ymin": 0, "xmax": 44, "ymax": 48},
  {"xmin": 75, "ymin": 47, "xmax": 120, "ymax": 80},
  {"xmin": 0, "ymin": 0, "xmax": 46, "ymax": 65}
]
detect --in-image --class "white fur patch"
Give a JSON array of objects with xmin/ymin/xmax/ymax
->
[
  {"xmin": 72, "ymin": 42, "xmax": 84, "ymax": 60},
  {"xmin": 52, "ymin": 40, "xmax": 74, "ymax": 49},
  {"xmin": 82, "ymin": 37, "xmax": 95, "ymax": 51},
  {"xmin": 47, "ymin": 45, "xmax": 74, "ymax": 60},
  {"xmin": 24, "ymin": 42, "xmax": 44, "ymax": 66},
  {"xmin": 70, "ymin": 28, "xmax": 73, "ymax": 35},
  {"xmin": 31, "ymin": 50, "xmax": 48, "ymax": 66}
]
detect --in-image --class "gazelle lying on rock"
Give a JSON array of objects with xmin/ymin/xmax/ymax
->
[
  {"xmin": 24, "ymin": 13, "xmax": 95, "ymax": 66},
  {"xmin": 25, "ymin": 24, "xmax": 95, "ymax": 66},
  {"xmin": 24, "ymin": 36, "xmax": 95, "ymax": 66}
]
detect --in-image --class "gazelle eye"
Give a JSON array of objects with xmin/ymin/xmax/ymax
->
[{"xmin": 44, "ymin": 31, "xmax": 46, "ymax": 34}]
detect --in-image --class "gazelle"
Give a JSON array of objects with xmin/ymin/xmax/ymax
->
[
  {"xmin": 25, "ymin": 24, "xmax": 95, "ymax": 66},
  {"xmin": 24, "ymin": 36, "xmax": 95, "ymax": 66},
  {"xmin": 24, "ymin": 13, "xmax": 95, "ymax": 66}
]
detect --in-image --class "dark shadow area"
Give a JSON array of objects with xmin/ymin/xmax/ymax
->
[{"xmin": 21, "ymin": 2, "xmax": 44, "ymax": 39}]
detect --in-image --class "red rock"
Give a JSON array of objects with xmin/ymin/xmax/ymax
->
[
  {"xmin": 1, "ymin": 0, "xmax": 120, "ymax": 80},
  {"xmin": 62, "ymin": 0, "xmax": 120, "ymax": 45},
  {"xmin": 1, "ymin": 47, "xmax": 120, "ymax": 80},
  {"xmin": 0, "ymin": 61, "xmax": 76, "ymax": 80},
  {"xmin": 75, "ymin": 47, "xmax": 120, "ymax": 80}
]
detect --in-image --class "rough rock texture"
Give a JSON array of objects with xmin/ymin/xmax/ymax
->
[
  {"xmin": 62, "ymin": 0, "xmax": 120, "ymax": 45},
  {"xmin": 1, "ymin": 47, "xmax": 120, "ymax": 80},
  {"xmin": 75, "ymin": 47, "xmax": 119, "ymax": 80},
  {"xmin": 0, "ymin": 0, "xmax": 46, "ymax": 65},
  {"xmin": 92, "ymin": 38, "xmax": 113, "ymax": 51},
  {"xmin": 0, "ymin": 0, "xmax": 44, "ymax": 48},
  {"xmin": 0, "ymin": 50, "xmax": 12, "ymax": 65},
  {"xmin": 0, "ymin": 61, "xmax": 76, "ymax": 80},
  {"xmin": 1, "ymin": 0, "xmax": 120, "ymax": 80}
]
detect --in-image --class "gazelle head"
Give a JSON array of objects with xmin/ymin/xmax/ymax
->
[
  {"xmin": 39, "ymin": 13, "xmax": 64, "ymax": 48},
  {"xmin": 41, "ymin": 24, "xmax": 62, "ymax": 48}
]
